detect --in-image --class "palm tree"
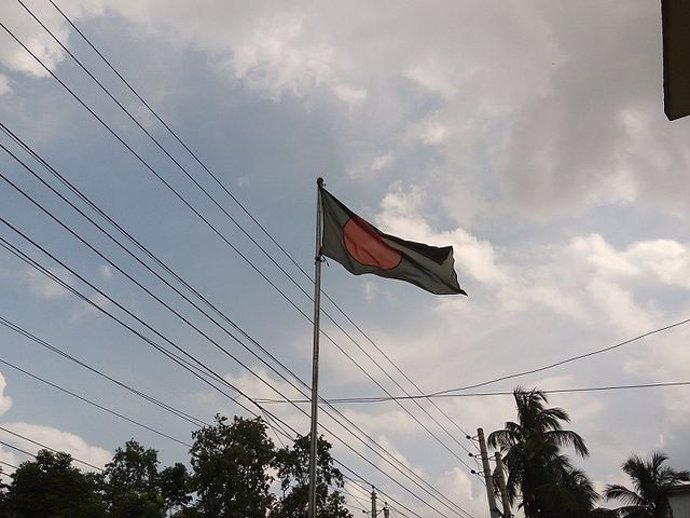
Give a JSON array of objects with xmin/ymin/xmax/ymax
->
[
  {"xmin": 488, "ymin": 387, "xmax": 590, "ymax": 518},
  {"xmin": 604, "ymin": 452, "xmax": 690, "ymax": 518},
  {"xmin": 558, "ymin": 468, "xmax": 597, "ymax": 515}
]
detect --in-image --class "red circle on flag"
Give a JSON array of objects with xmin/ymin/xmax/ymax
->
[{"xmin": 343, "ymin": 216, "xmax": 402, "ymax": 270}]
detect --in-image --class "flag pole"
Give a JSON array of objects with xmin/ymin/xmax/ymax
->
[{"xmin": 308, "ymin": 177, "xmax": 325, "ymax": 518}]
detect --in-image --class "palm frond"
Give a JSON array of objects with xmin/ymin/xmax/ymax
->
[
  {"xmin": 613, "ymin": 504, "xmax": 651, "ymax": 518},
  {"xmin": 603, "ymin": 484, "xmax": 645, "ymax": 507},
  {"xmin": 488, "ymin": 428, "xmax": 519, "ymax": 450}
]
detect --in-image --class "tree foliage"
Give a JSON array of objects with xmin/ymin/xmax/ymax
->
[
  {"xmin": 603, "ymin": 452, "xmax": 690, "ymax": 518},
  {"xmin": 489, "ymin": 387, "xmax": 592, "ymax": 518},
  {"xmin": 271, "ymin": 434, "xmax": 350, "ymax": 518},
  {"xmin": 7, "ymin": 450, "xmax": 106, "ymax": 518},
  {"xmin": 159, "ymin": 463, "xmax": 192, "ymax": 513},
  {"xmin": 189, "ymin": 414, "xmax": 276, "ymax": 518},
  {"xmin": 0, "ymin": 416, "xmax": 355, "ymax": 518},
  {"xmin": 2, "ymin": 405, "xmax": 684, "ymax": 518},
  {"xmin": 102, "ymin": 439, "xmax": 163, "ymax": 518}
]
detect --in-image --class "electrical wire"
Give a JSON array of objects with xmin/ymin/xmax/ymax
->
[
  {"xmin": 1, "ymin": 423, "xmax": 364, "ymax": 518},
  {"xmin": 0, "ymin": 123, "xmax": 480, "ymax": 517},
  {"xmin": 0, "ymin": 231, "xmax": 474, "ymax": 518},
  {"xmin": 0, "ymin": 235, "xmax": 255, "ymax": 420},
  {"xmin": 0, "ymin": 23, "xmax": 478, "ymax": 480},
  {"xmin": 343, "ymin": 476, "xmax": 420, "ymax": 518},
  {"xmin": 0, "ymin": 315, "xmax": 208, "ymax": 429},
  {"xmin": 0, "ymin": 459, "xmax": 18, "ymax": 470},
  {"xmin": 256, "ymin": 381, "xmax": 690, "ymax": 404},
  {"xmin": 0, "ymin": 356, "xmax": 192, "ymax": 447},
  {"xmin": 0, "ymin": 155, "xmax": 474, "ymax": 518},
  {"xmin": 341, "ymin": 487, "xmax": 370, "ymax": 513},
  {"xmin": 0, "ymin": 8, "xmax": 482, "ymax": 513},
  {"xmin": 0, "ymin": 442, "xmax": 35, "ymax": 461},
  {"xmin": 0, "ymin": 428, "xmax": 103, "ymax": 471},
  {"xmin": 431, "ymin": 317, "xmax": 690, "ymax": 396},
  {"xmin": 0, "ymin": 220, "xmax": 467, "ymax": 518},
  {"xmin": 30, "ymin": 0, "xmax": 478, "ymax": 457}
]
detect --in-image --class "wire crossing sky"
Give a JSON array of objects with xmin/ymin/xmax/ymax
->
[
  {"xmin": 2, "ymin": 0, "xmax": 480, "ymax": 464},
  {"xmin": 1, "ymin": 1, "xmax": 690, "ymax": 517}
]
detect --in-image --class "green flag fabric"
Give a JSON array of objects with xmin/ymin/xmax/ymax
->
[{"xmin": 319, "ymin": 185, "xmax": 467, "ymax": 296}]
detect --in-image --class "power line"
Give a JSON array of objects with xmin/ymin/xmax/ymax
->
[
  {"xmin": 0, "ymin": 17, "xmax": 478, "ymax": 480},
  {"xmin": 0, "ymin": 129, "xmax": 299, "ymax": 417},
  {"xmin": 0, "ymin": 412, "xmax": 421, "ymax": 518},
  {"xmin": 0, "ymin": 442, "xmax": 36, "ymax": 461},
  {"xmin": 0, "ymin": 234, "xmax": 277, "ymax": 433},
  {"xmin": 255, "ymin": 381, "xmax": 690, "ymax": 404},
  {"xmin": 0, "ymin": 110, "xmax": 479, "ymax": 481},
  {"xmin": 0, "ymin": 220, "xmax": 456, "ymax": 516},
  {"xmin": 2, "ymin": 9, "xmax": 479, "ymax": 513},
  {"xmin": 0, "ymin": 427, "xmax": 103, "ymax": 471},
  {"xmin": 341, "ymin": 487, "xmax": 370, "ymax": 512},
  {"xmin": 0, "ymin": 155, "xmax": 317, "ymax": 417},
  {"xmin": 30, "ymin": 0, "xmax": 479, "ymax": 458},
  {"xmin": 0, "ymin": 121, "xmax": 479, "ymax": 517},
  {"xmin": 0, "ymin": 355, "xmax": 192, "ymax": 447},
  {"xmin": 0, "ymin": 315, "xmax": 208, "ymax": 429},
  {"xmin": 0, "ymin": 154, "xmax": 474, "ymax": 518},
  {"xmin": 343, "ymin": 476, "xmax": 421, "ymax": 518},
  {"xmin": 0, "ymin": 459, "xmax": 18, "ymax": 470},
  {"xmin": 0, "ymin": 231, "xmax": 473, "ymax": 518},
  {"xmin": 431, "ymin": 316, "xmax": 690, "ymax": 396},
  {"xmin": 0, "ymin": 235, "xmax": 256, "ymax": 422},
  {"xmin": 0, "ymin": 126, "xmax": 323, "ymax": 432}
]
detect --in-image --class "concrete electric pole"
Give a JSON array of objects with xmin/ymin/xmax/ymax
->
[{"xmin": 477, "ymin": 428, "xmax": 499, "ymax": 518}]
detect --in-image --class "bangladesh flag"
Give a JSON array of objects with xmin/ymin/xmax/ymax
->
[{"xmin": 319, "ymin": 185, "xmax": 467, "ymax": 296}]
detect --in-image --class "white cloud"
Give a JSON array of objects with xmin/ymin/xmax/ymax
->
[
  {"xmin": 0, "ymin": 445, "xmax": 21, "ymax": 475},
  {"xmin": 13, "ymin": 0, "xmax": 689, "ymax": 219},
  {"xmin": 625, "ymin": 240, "xmax": 690, "ymax": 288},
  {"xmin": 24, "ymin": 267, "xmax": 70, "ymax": 300},
  {"xmin": 495, "ymin": 3, "xmax": 690, "ymax": 217},
  {"xmin": 5, "ymin": 0, "xmax": 690, "ymax": 511},
  {"xmin": 0, "ymin": 374, "xmax": 13, "ymax": 416},
  {"xmin": 0, "ymin": 74, "xmax": 11, "ymax": 96},
  {"xmin": 72, "ymin": 291, "xmax": 111, "ymax": 320},
  {"xmin": 363, "ymin": 281, "xmax": 379, "ymax": 303},
  {"xmin": 376, "ymin": 187, "xmax": 508, "ymax": 286},
  {"xmin": 229, "ymin": 14, "xmax": 336, "ymax": 99},
  {"xmin": 0, "ymin": 0, "xmax": 102, "ymax": 77},
  {"xmin": 347, "ymin": 153, "xmax": 396, "ymax": 181},
  {"xmin": 371, "ymin": 153, "xmax": 394, "ymax": 172},
  {"xmin": 404, "ymin": 58, "xmax": 459, "ymax": 100},
  {"xmin": 99, "ymin": 265, "xmax": 113, "ymax": 281},
  {"xmin": 368, "ymin": 185, "xmax": 662, "ymax": 337},
  {"xmin": 226, "ymin": 366, "xmax": 305, "ymax": 403},
  {"xmin": 437, "ymin": 467, "xmax": 486, "ymax": 518},
  {"xmin": 333, "ymin": 83, "xmax": 368, "ymax": 109},
  {"xmin": 373, "ymin": 435, "xmax": 425, "ymax": 480},
  {"xmin": 220, "ymin": 366, "xmax": 310, "ymax": 435},
  {"xmin": 1, "ymin": 421, "xmax": 111, "ymax": 471},
  {"xmin": 415, "ymin": 119, "xmax": 449, "ymax": 146},
  {"xmin": 340, "ymin": 408, "xmax": 419, "ymax": 437}
]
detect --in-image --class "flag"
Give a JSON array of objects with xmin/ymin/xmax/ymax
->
[{"xmin": 319, "ymin": 185, "xmax": 467, "ymax": 296}]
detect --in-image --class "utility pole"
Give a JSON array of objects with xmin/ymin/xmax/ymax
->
[
  {"xmin": 371, "ymin": 486, "xmax": 378, "ymax": 518},
  {"xmin": 494, "ymin": 452, "xmax": 511, "ymax": 518},
  {"xmin": 477, "ymin": 428, "xmax": 499, "ymax": 518},
  {"xmin": 383, "ymin": 502, "xmax": 389, "ymax": 518}
]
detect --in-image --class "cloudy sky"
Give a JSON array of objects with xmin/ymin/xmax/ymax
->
[{"xmin": 1, "ymin": 0, "xmax": 690, "ymax": 516}]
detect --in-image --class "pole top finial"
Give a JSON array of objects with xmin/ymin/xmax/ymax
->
[{"xmin": 317, "ymin": 177, "xmax": 324, "ymax": 186}]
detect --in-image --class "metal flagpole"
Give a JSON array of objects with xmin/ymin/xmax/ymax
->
[{"xmin": 308, "ymin": 177, "xmax": 325, "ymax": 518}]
